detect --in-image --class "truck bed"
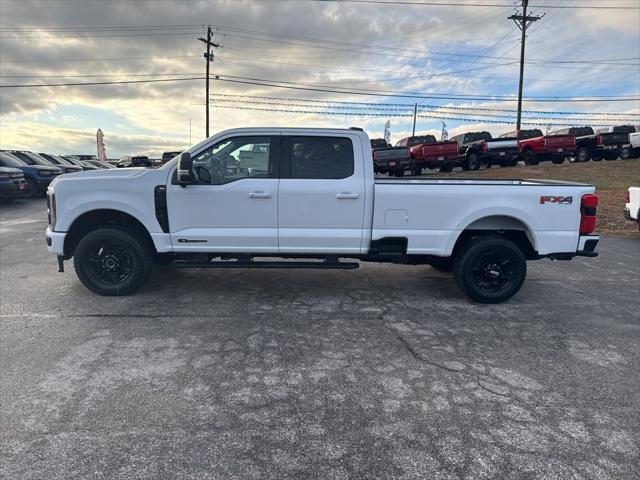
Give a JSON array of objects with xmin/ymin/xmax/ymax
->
[
  {"xmin": 375, "ymin": 178, "xmax": 591, "ymax": 187},
  {"xmin": 372, "ymin": 178, "xmax": 595, "ymax": 257}
]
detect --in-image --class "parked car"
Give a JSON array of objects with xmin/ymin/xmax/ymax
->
[
  {"xmin": 117, "ymin": 155, "xmax": 152, "ymax": 168},
  {"xmin": 450, "ymin": 131, "xmax": 519, "ymax": 170},
  {"xmin": 595, "ymin": 125, "xmax": 636, "ymax": 160},
  {"xmin": 624, "ymin": 131, "xmax": 640, "ymax": 159},
  {"xmin": 38, "ymin": 153, "xmax": 83, "ymax": 173},
  {"xmin": 549, "ymin": 127, "xmax": 601, "ymax": 162},
  {"xmin": 0, "ymin": 151, "xmax": 62, "ymax": 197},
  {"xmin": 83, "ymin": 159, "xmax": 116, "ymax": 169},
  {"xmin": 161, "ymin": 151, "xmax": 182, "ymax": 165},
  {"xmin": 370, "ymin": 139, "xmax": 411, "ymax": 176},
  {"xmin": 395, "ymin": 135, "xmax": 459, "ymax": 174},
  {"xmin": 624, "ymin": 187, "xmax": 639, "ymax": 230},
  {"xmin": 0, "ymin": 166, "xmax": 26, "ymax": 200},
  {"xmin": 69, "ymin": 154, "xmax": 99, "ymax": 161},
  {"xmin": 46, "ymin": 127, "xmax": 599, "ymax": 303},
  {"xmin": 500, "ymin": 129, "xmax": 576, "ymax": 165},
  {"xmin": 61, "ymin": 156, "xmax": 99, "ymax": 171}
]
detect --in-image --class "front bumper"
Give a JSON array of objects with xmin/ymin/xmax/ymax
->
[
  {"xmin": 45, "ymin": 226, "xmax": 66, "ymax": 255},
  {"xmin": 576, "ymin": 235, "xmax": 599, "ymax": 257}
]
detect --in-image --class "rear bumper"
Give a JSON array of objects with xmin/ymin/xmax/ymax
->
[
  {"xmin": 0, "ymin": 179, "xmax": 26, "ymax": 197},
  {"xmin": 624, "ymin": 207, "xmax": 638, "ymax": 222},
  {"xmin": 374, "ymin": 159, "xmax": 411, "ymax": 171},
  {"xmin": 576, "ymin": 235, "xmax": 599, "ymax": 257}
]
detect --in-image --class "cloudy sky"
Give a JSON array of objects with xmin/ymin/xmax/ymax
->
[{"xmin": 0, "ymin": 0, "xmax": 638, "ymax": 158}]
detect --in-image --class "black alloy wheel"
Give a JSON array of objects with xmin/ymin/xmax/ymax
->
[
  {"xmin": 74, "ymin": 228, "xmax": 153, "ymax": 296},
  {"xmin": 453, "ymin": 235, "xmax": 526, "ymax": 303}
]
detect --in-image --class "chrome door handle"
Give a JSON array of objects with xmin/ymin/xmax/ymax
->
[
  {"xmin": 249, "ymin": 191, "xmax": 272, "ymax": 199},
  {"xmin": 336, "ymin": 192, "xmax": 359, "ymax": 199}
]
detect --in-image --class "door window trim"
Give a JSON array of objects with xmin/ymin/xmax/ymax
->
[
  {"xmin": 171, "ymin": 135, "xmax": 281, "ymax": 185},
  {"xmin": 281, "ymin": 135, "xmax": 355, "ymax": 180}
]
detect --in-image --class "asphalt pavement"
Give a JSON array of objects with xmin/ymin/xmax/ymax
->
[{"xmin": 1, "ymin": 198, "xmax": 639, "ymax": 479}]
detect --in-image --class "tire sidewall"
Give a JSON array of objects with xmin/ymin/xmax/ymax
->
[
  {"xmin": 74, "ymin": 227, "xmax": 153, "ymax": 296},
  {"xmin": 524, "ymin": 150, "xmax": 538, "ymax": 165},
  {"xmin": 454, "ymin": 236, "xmax": 527, "ymax": 303}
]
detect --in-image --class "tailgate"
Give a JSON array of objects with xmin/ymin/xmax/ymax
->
[
  {"xmin": 373, "ymin": 147, "xmax": 410, "ymax": 162},
  {"xmin": 486, "ymin": 138, "xmax": 518, "ymax": 152},
  {"xmin": 545, "ymin": 134, "xmax": 576, "ymax": 150}
]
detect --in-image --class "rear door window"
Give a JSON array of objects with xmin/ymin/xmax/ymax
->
[{"xmin": 288, "ymin": 136, "xmax": 354, "ymax": 179}]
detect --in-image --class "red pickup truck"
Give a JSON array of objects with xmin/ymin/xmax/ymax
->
[
  {"xmin": 395, "ymin": 135, "xmax": 460, "ymax": 174},
  {"xmin": 501, "ymin": 129, "xmax": 576, "ymax": 165}
]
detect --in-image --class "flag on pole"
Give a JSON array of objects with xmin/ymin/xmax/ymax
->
[
  {"xmin": 384, "ymin": 120, "xmax": 391, "ymax": 145},
  {"xmin": 96, "ymin": 128, "xmax": 107, "ymax": 161},
  {"xmin": 441, "ymin": 121, "xmax": 448, "ymax": 141}
]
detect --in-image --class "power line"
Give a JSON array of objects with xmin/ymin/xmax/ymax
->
[
  {"xmin": 0, "ymin": 77, "xmax": 204, "ymax": 88},
  {"xmin": 212, "ymin": 98, "xmax": 640, "ymax": 122},
  {"xmin": 308, "ymin": 0, "xmax": 639, "ymax": 9},
  {"xmin": 210, "ymin": 94, "xmax": 640, "ymax": 116}
]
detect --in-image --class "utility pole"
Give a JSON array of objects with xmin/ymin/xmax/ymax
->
[
  {"xmin": 198, "ymin": 26, "xmax": 219, "ymax": 138},
  {"xmin": 412, "ymin": 103, "xmax": 417, "ymax": 136},
  {"xmin": 509, "ymin": 1, "xmax": 543, "ymax": 130}
]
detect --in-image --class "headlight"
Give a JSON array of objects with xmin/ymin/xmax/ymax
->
[{"xmin": 47, "ymin": 191, "xmax": 57, "ymax": 228}]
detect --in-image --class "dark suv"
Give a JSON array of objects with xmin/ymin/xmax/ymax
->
[
  {"xmin": 118, "ymin": 155, "xmax": 152, "ymax": 168},
  {"xmin": 0, "ymin": 151, "xmax": 62, "ymax": 197}
]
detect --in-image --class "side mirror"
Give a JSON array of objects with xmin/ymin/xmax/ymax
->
[{"xmin": 177, "ymin": 152, "xmax": 193, "ymax": 186}]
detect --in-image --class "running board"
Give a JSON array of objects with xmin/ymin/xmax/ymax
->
[{"xmin": 173, "ymin": 260, "xmax": 360, "ymax": 270}]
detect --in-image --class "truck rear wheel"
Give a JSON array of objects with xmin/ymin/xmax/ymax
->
[
  {"xmin": 551, "ymin": 156, "xmax": 565, "ymax": 164},
  {"xmin": 73, "ymin": 227, "xmax": 154, "ymax": 296},
  {"xmin": 467, "ymin": 153, "xmax": 481, "ymax": 170},
  {"xmin": 523, "ymin": 150, "xmax": 539, "ymax": 166},
  {"xmin": 411, "ymin": 162, "xmax": 422, "ymax": 176},
  {"xmin": 453, "ymin": 235, "xmax": 526, "ymax": 304},
  {"xmin": 577, "ymin": 147, "xmax": 591, "ymax": 162}
]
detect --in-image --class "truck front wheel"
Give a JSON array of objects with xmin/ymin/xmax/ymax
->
[
  {"xmin": 73, "ymin": 227, "xmax": 154, "ymax": 296},
  {"xmin": 523, "ymin": 150, "xmax": 539, "ymax": 165},
  {"xmin": 453, "ymin": 235, "xmax": 526, "ymax": 304}
]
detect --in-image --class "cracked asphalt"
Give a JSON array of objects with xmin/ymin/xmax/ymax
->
[{"xmin": 1, "ymin": 198, "xmax": 639, "ymax": 479}]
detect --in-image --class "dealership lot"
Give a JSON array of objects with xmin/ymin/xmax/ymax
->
[{"xmin": 1, "ymin": 198, "xmax": 639, "ymax": 479}]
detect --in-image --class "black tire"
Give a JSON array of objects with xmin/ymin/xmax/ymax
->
[
  {"xmin": 394, "ymin": 169, "xmax": 405, "ymax": 177},
  {"xmin": 453, "ymin": 235, "xmax": 526, "ymax": 304},
  {"xmin": 411, "ymin": 162, "xmax": 422, "ymax": 176},
  {"xmin": 467, "ymin": 153, "xmax": 481, "ymax": 170},
  {"xmin": 620, "ymin": 147, "xmax": 631, "ymax": 160},
  {"xmin": 603, "ymin": 151, "xmax": 618, "ymax": 161},
  {"xmin": 24, "ymin": 177, "xmax": 39, "ymax": 198},
  {"xmin": 551, "ymin": 156, "xmax": 565, "ymax": 165},
  {"xmin": 523, "ymin": 150, "xmax": 539, "ymax": 166},
  {"xmin": 429, "ymin": 257, "xmax": 453, "ymax": 272},
  {"xmin": 592, "ymin": 154, "xmax": 603, "ymax": 162},
  {"xmin": 440, "ymin": 164, "xmax": 453, "ymax": 173},
  {"xmin": 577, "ymin": 147, "xmax": 591, "ymax": 162},
  {"xmin": 73, "ymin": 227, "xmax": 154, "ymax": 296}
]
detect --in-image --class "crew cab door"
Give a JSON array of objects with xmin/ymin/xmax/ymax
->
[
  {"xmin": 166, "ymin": 135, "xmax": 280, "ymax": 252},
  {"xmin": 278, "ymin": 134, "xmax": 366, "ymax": 254}
]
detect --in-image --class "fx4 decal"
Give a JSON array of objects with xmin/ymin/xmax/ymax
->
[{"xmin": 540, "ymin": 195, "xmax": 573, "ymax": 205}]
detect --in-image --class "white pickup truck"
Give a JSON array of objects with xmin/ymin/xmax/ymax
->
[{"xmin": 46, "ymin": 128, "xmax": 600, "ymax": 303}]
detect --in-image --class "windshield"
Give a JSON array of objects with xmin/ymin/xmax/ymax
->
[
  {"xmin": 17, "ymin": 151, "xmax": 54, "ymax": 166},
  {"xmin": 0, "ymin": 152, "xmax": 27, "ymax": 167},
  {"xmin": 612, "ymin": 125, "xmax": 636, "ymax": 134},
  {"xmin": 407, "ymin": 135, "xmax": 436, "ymax": 146},
  {"xmin": 519, "ymin": 129, "xmax": 543, "ymax": 139}
]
